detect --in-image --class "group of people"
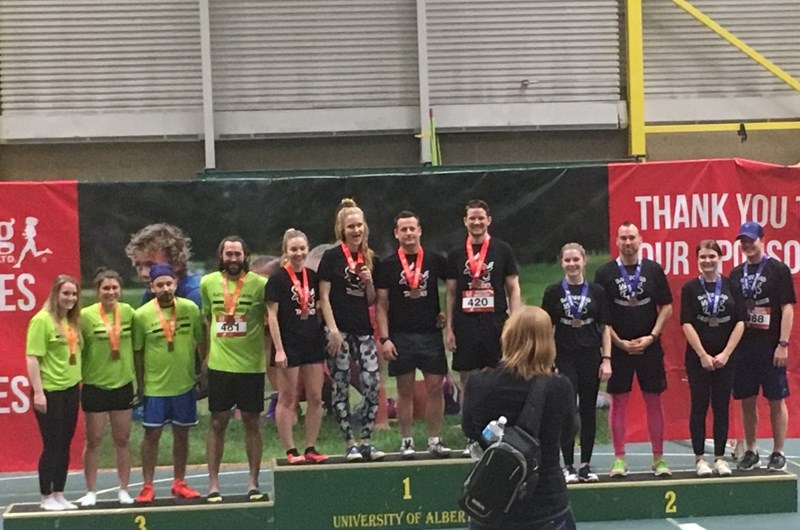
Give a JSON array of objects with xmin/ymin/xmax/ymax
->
[{"xmin": 25, "ymin": 197, "xmax": 795, "ymax": 527}]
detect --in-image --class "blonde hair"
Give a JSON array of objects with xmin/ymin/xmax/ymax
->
[
  {"xmin": 281, "ymin": 228, "xmax": 309, "ymax": 265},
  {"xmin": 500, "ymin": 306, "xmax": 556, "ymax": 380},
  {"xmin": 44, "ymin": 274, "xmax": 81, "ymax": 332},
  {"xmin": 334, "ymin": 198, "xmax": 374, "ymax": 269},
  {"xmin": 558, "ymin": 242, "xmax": 587, "ymax": 263}
]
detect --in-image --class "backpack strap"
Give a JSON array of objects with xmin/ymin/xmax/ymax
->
[{"xmin": 514, "ymin": 376, "xmax": 549, "ymax": 438}]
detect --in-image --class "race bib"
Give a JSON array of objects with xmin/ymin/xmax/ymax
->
[
  {"xmin": 215, "ymin": 315, "xmax": 247, "ymax": 337},
  {"xmin": 745, "ymin": 307, "xmax": 771, "ymax": 330},
  {"xmin": 461, "ymin": 289, "xmax": 495, "ymax": 313}
]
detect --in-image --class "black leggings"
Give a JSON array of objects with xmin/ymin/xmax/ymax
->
[
  {"xmin": 685, "ymin": 350, "xmax": 735, "ymax": 457},
  {"xmin": 556, "ymin": 349, "xmax": 600, "ymax": 466},
  {"xmin": 33, "ymin": 385, "xmax": 80, "ymax": 495}
]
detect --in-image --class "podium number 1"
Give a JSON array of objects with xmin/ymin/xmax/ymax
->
[
  {"xmin": 664, "ymin": 490, "xmax": 677, "ymax": 514},
  {"xmin": 402, "ymin": 477, "xmax": 412, "ymax": 500}
]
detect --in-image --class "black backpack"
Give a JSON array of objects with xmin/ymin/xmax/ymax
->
[{"xmin": 458, "ymin": 376, "xmax": 548, "ymax": 524}]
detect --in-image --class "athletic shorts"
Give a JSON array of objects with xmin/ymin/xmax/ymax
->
[
  {"xmin": 388, "ymin": 331, "xmax": 448, "ymax": 377},
  {"xmin": 142, "ymin": 389, "xmax": 197, "ymax": 428},
  {"xmin": 282, "ymin": 336, "xmax": 326, "ymax": 368},
  {"xmin": 452, "ymin": 313, "xmax": 507, "ymax": 372},
  {"xmin": 733, "ymin": 344, "xmax": 790, "ymax": 401},
  {"xmin": 606, "ymin": 341, "xmax": 667, "ymax": 394},
  {"xmin": 208, "ymin": 369, "xmax": 265, "ymax": 413},
  {"xmin": 81, "ymin": 382, "xmax": 134, "ymax": 413}
]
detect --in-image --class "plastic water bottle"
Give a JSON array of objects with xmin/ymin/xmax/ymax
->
[{"xmin": 481, "ymin": 416, "xmax": 507, "ymax": 444}]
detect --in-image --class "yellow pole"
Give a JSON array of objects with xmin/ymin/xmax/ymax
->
[{"xmin": 626, "ymin": 0, "xmax": 646, "ymax": 158}]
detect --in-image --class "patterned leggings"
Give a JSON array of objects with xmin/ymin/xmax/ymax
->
[{"xmin": 327, "ymin": 332, "xmax": 380, "ymax": 442}]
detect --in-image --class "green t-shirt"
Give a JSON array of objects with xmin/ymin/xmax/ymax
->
[
  {"xmin": 80, "ymin": 302, "xmax": 135, "ymax": 389},
  {"xmin": 26, "ymin": 309, "xmax": 82, "ymax": 391},
  {"xmin": 201, "ymin": 271, "xmax": 267, "ymax": 373},
  {"xmin": 132, "ymin": 297, "xmax": 202, "ymax": 397}
]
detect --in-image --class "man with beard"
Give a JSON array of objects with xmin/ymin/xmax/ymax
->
[
  {"xmin": 594, "ymin": 221, "xmax": 673, "ymax": 478},
  {"xmin": 376, "ymin": 211, "xmax": 451, "ymax": 459},
  {"xmin": 133, "ymin": 264, "xmax": 203, "ymax": 503},
  {"xmin": 445, "ymin": 200, "xmax": 521, "ymax": 455},
  {"xmin": 200, "ymin": 236, "xmax": 268, "ymax": 502}
]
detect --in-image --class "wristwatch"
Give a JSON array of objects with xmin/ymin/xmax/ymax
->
[
  {"xmin": 379, "ymin": 336, "xmax": 391, "ymax": 345},
  {"xmin": 778, "ymin": 339, "xmax": 790, "ymax": 348}
]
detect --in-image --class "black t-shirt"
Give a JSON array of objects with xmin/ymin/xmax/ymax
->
[
  {"xmin": 317, "ymin": 247, "xmax": 379, "ymax": 335},
  {"xmin": 446, "ymin": 237, "xmax": 518, "ymax": 317},
  {"xmin": 375, "ymin": 249, "xmax": 445, "ymax": 334},
  {"xmin": 729, "ymin": 257, "xmax": 796, "ymax": 348},
  {"xmin": 265, "ymin": 267, "xmax": 323, "ymax": 349},
  {"xmin": 541, "ymin": 281, "xmax": 608, "ymax": 352},
  {"xmin": 680, "ymin": 276, "xmax": 746, "ymax": 357},
  {"xmin": 594, "ymin": 258, "xmax": 673, "ymax": 340},
  {"xmin": 462, "ymin": 369, "xmax": 575, "ymax": 523}
]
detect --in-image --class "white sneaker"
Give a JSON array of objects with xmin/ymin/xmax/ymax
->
[
  {"xmin": 40, "ymin": 495, "xmax": 64, "ymax": 511},
  {"xmin": 714, "ymin": 458, "xmax": 732, "ymax": 476},
  {"xmin": 118, "ymin": 489, "xmax": 134, "ymax": 504},
  {"xmin": 696, "ymin": 459, "xmax": 713, "ymax": 477},
  {"xmin": 78, "ymin": 491, "xmax": 97, "ymax": 507},
  {"xmin": 428, "ymin": 440, "xmax": 452, "ymax": 458},
  {"xmin": 53, "ymin": 493, "xmax": 78, "ymax": 510},
  {"xmin": 400, "ymin": 438, "xmax": 416, "ymax": 459}
]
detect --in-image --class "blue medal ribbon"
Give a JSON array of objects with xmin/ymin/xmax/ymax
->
[
  {"xmin": 561, "ymin": 279, "xmax": 589, "ymax": 319},
  {"xmin": 742, "ymin": 255, "xmax": 768, "ymax": 301},
  {"xmin": 698, "ymin": 275, "xmax": 722, "ymax": 318},
  {"xmin": 616, "ymin": 258, "xmax": 642, "ymax": 301}
]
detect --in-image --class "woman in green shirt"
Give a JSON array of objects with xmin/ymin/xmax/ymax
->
[
  {"xmin": 26, "ymin": 274, "xmax": 82, "ymax": 512},
  {"xmin": 78, "ymin": 269, "xmax": 136, "ymax": 506}
]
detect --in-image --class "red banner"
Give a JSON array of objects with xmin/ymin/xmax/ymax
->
[
  {"xmin": 609, "ymin": 158, "xmax": 800, "ymax": 442},
  {"xmin": 0, "ymin": 181, "xmax": 82, "ymax": 472}
]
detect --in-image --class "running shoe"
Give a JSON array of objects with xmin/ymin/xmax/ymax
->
[
  {"xmin": 462, "ymin": 440, "xmax": 473, "ymax": 458},
  {"xmin": 400, "ymin": 438, "xmax": 416, "ymax": 459},
  {"xmin": 767, "ymin": 451, "xmax": 787, "ymax": 471},
  {"xmin": 428, "ymin": 441, "xmax": 451, "ymax": 459},
  {"xmin": 286, "ymin": 451, "xmax": 306, "ymax": 465},
  {"xmin": 248, "ymin": 489, "xmax": 266, "ymax": 501},
  {"xmin": 610, "ymin": 458, "xmax": 628, "ymax": 478},
  {"xmin": 563, "ymin": 465, "xmax": 578, "ymax": 484},
  {"xmin": 359, "ymin": 444, "xmax": 386, "ymax": 461},
  {"xmin": 737, "ymin": 450, "xmax": 760, "ymax": 471},
  {"xmin": 714, "ymin": 458, "xmax": 732, "ymax": 476},
  {"xmin": 304, "ymin": 447, "xmax": 329, "ymax": 464},
  {"xmin": 695, "ymin": 459, "xmax": 713, "ymax": 477},
  {"xmin": 53, "ymin": 493, "xmax": 78, "ymax": 510},
  {"xmin": 135, "ymin": 483, "xmax": 155, "ymax": 503},
  {"xmin": 118, "ymin": 489, "xmax": 134, "ymax": 505},
  {"xmin": 206, "ymin": 491, "xmax": 223, "ymax": 503},
  {"xmin": 78, "ymin": 491, "xmax": 97, "ymax": 507},
  {"xmin": 40, "ymin": 495, "xmax": 64, "ymax": 511},
  {"xmin": 171, "ymin": 479, "xmax": 200, "ymax": 499},
  {"xmin": 578, "ymin": 465, "xmax": 599, "ymax": 483},
  {"xmin": 346, "ymin": 444, "xmax": 364, "ymax": 461},
  {"xmin": 652, "ymin": 458, "xmax": 672, "ymax": 477}
]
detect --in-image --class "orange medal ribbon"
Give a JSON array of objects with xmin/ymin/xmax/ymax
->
[
  {"xmin": 98, "ymin": 303, "xmax": 121, "ymax": 360},
  {"xmin": 152, "ymin": 299, "xmax": 177, "ymax": 351},
  {"xmin": 60, "ymin": 320, "xmax": 78, "ymax": 365},
  {"xmin": 284, "ymin": 264, "xmax": 310, "ymax": 317},
  {"xmin": 222, "ymin": 273, "xmax": 246, "ymax": 325},
  {"xmin": 398, "ymin": 246, "xmax": 424, "ymax": 291},
  {"xmin": 340, "ymin": 243, "xmax": 364, "ymax": 275},
  {"xmin": 466, "ymin": 235, "xmax": 491, "ymax": 286}
]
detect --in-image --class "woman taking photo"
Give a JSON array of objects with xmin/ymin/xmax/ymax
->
[
  {"xmin": 78, "ymin": 269, "xmax": 136, "ymax": 506},
  {"xmin": 267, "ymin": 229, "xmax": 328, "ymax": 464},
  {"xmin": 681, "ymin": 240, "xmax": 745, "ymax": 476},
  {"xmin": 542, "ymin": 243, "xmax": 611, "ymax": 483},
  {"xmin": 318, "ymin": 198, "xmax": 384, "ymax": 461},
  {"xmin": 26, "ymin": 275, "xmax": 82, "ymax": 511},
  {"xmin": 462, "ymin": 306, "xmax": 577, "ymax": 530}
]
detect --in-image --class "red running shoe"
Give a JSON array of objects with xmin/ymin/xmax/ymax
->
[
  {"xmin": 171, "ymin": 479, "xmax": 201, "ymax": 499},
  {"xmin": 135, "ymin": 483, "xmax": 155, "ymax": 503},
  {"xmin": 304, "ymin": 448, "xmax": 329, "ymax": 464},
  {"xmin": 286, "ymin": 453, "xmax": 306, "ymax": 465}
]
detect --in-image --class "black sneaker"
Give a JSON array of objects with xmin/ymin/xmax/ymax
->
[
  {"xmin": 578, "ymin": 465, "xmax": 599, "ymax": 483},
  {"xmin": 767, "ymin": 451, "xmax": 787, "ymax": 471},
  {"xmin": 737, "ymin": 450, "xmax": 760, "ymax": 471}
]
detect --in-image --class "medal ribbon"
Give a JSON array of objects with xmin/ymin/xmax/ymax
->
[
  {"xmin": 616, "ymin": 258, "xmax": 642, "ymax": 300},
  {"xmin": 398, "ymin": 247, "xmax": 424, "ymax": 290},
  {"xmin": 698, "ymin": 276, "xmax": 723, "ymax": 317},
  {"xmin": 98, "ymin": 303, "xmax": 121, "ymax": 358},
  {"xmin": 466, "ymin": 235, "xmax": 491, "ymax": 281},
  {"xmin": 284, "ymin": 264, "xmax": 310, "ymax": 311},
  {"xmin": 60, "ymin": 320, "xmax": 78, "ymax": 365},
  {"xmin": 153, "ymin": 299, "xmax": 177, "ymax": 346},
  {"xmin": 743, "ymin": 256, "xmax": 768, "ymax": 301},
  {"xmin": 340, "ymin": 243, "xmax": 364, "ymax": 272},
  {"xmin": 561, "ymin": 280, "xmax": 590, "ymax": 319},
  {"xmin": 222, "ymin": 273, "xmax": 246, "ymax": 319}
]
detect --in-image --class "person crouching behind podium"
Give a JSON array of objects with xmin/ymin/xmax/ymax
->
[{"xmin": 462, "ymin": 306, "xmax": 577, "ymax": 530}]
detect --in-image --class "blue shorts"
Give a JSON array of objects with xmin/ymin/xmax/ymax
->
[
  {"xmin": 142, "ymin": 389, "xmax": 198, "ymax": 428},
  {"xmin": 733, "ymin": 345, "xmax": 790, "ymax": 401}
]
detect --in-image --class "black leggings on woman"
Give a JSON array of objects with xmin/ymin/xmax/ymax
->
[
  {"xmin": 556, "ymin": 349, "xmax": 600, "ymax": 466},
  {"xmin": 33, "ymin": 385, "xmax": 80, "ymax": 495},
  {"xmin": 685, "ymin": 351, "xmax": 735, "ymax": 457}
]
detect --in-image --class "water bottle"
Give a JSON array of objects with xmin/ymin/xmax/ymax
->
[{"xmin": 481, "ymin": 416, "xmax": 507, "ymax": 444}]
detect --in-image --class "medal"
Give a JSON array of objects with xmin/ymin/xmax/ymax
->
[
  {"xmin": 300, "ymin": 309, "xmax": 309, "ymax": 320},
  {"xmin": 341, "ymin": 243, "xmax": 365, "ymax": 277},
  {"xmin": 168, "ymin": 341, "xmax": 175, "ymax": 352},
  {"xmin": 466, "ymin": 235, "xmax": 491, "ymax": 289},
  {"xmin": 561, "ymin": 280, "xmax": 589, "ymax": 325},
  {"xmin": 409, "ymin": 288, "xmax": 421, "ymax": 299},
  {"xmin": 153, "ymin": 299, "xmax": 177, "ymax": 351},
  {"xmin": 111, "ymin": 349, "xmax": 121, "ymax": 360},
  {"xmin": 571, "ymin": 319, "xmax": 583, "ymax": 328},
  {"xmin": 225, "ymin": 315, "xmax": 236, "ymax": 327},
  {"xmin": 60, "ymin": 319, "xmax": 78, "ymax": 366},
  {"xmin": 699, "ymin": 275, "xmax": 723, "ymax": 327},
  {"xmin": 708, "ymin": 317, "xmax": 720, "ymax": 327},
  {"xmin": 742, "ymin": 256, "xmax": 768, "ymax": 305},
  {"xmin": 746, "ymin": 299, "xmax": 756, "ymax": 310},
  {"xmin": 285, "ymin": 264, "xmax": 311, "ymax": 318},
  {"xmin": 616, "ymin": 258, "xmax": 642, "ymax": 306},
  {"xmin": 222, "ymin": 272, "xmax": 245, "ymax": 327},
  {"xmin": 628, "ymin": 296, "xmax": 638, "ymax": 307},
  {"xmin": 398, "ymin": 246, "xmax": 424, "ymax": 298},
  {"xmin": 98, "ymin": 302, "xmax": 122, "ymax": 361}
]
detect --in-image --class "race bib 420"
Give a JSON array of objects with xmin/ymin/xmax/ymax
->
[{"xmin": 462, "ymin": 289, "xmax": 494, "ymax": 313}]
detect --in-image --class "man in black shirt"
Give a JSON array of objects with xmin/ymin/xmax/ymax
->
[
  {"xmin": 376, "ymin": 211, "xmax": 451, "ymax": 459},
  {"xmin": 730, "ymin": 221, "xmax": 796, "ymax": 472},
  {"xmin": 594, "ymin": 222, "xmax": 673, "ymax": 478}
]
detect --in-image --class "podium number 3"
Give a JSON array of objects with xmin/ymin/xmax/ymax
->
[
  {"xmin": 135, "ymin": 515, "xmax": 148, "ymax": 530},
  {"xmin": 664, "ymin": 490, "xmax": 677, "ymax": 513},
  {"xmin": 402, "ymin": 477, "xmax": 412, "ymax": 500}
]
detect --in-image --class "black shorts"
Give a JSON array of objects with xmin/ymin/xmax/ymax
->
[
  {"xmin": 452, "ymin": 313, "xmax": 506, "ymax": 372},
  {"xmin": 81, "ymin": 382, "xmax": 134, "ymax": 413},
  {"xmin": 283, "ymin": 336, "xmax": 326, "ymax": 368},
  {"xmin": 606, "ymin": 341, "xmax": 667, "ymax": 394},
  {"xmin": 388, "ymin": 332, "xmax": 448, "ymax": 377},
  {"xmin": 208, "ymin": 369, "xmax": 265, "ymax": 413},
  {"xmin": 733, "ymin": 343, "xmax": 790, "ymax": 401}
]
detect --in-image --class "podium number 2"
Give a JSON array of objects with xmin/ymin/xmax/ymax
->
[
  {"xmin": 134, "ymin": 515, "xmax": 148, "ymax": 530},
  {"xmin": 402, "ymin": 477, "xmax": 412, "ymax": 500},
  {"xmin": 664, "ymin": 490, "xmax": 677, "ymax": 514}
]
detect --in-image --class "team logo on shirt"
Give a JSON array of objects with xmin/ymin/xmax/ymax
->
[
  {"xmin": 697, "ymin": 293, "xmax": 729, "ymax": 315},
  {"xmin": 738, "ymin": 274, "xmax": 767, "ymax": 301},
  {"xmin": 343, "ymin": 266, "xmax": 366, "ymax": 297},
  {"xmin": 462, "ymin": 260, "xmax": 495, "ymax": 286},
  {"xmin": 290, "ymin": 285, "xmax": 317, "ymax": 315},
  {"xmin": 560, "ymin": 295, "xmax": 591, "ymax": 317},
  {"xmin": 0, "ymin": 216, "xmax": 53, "ymax": 268},
  {"xmin": 397, "ymin": 266, "xmax": 430, "ymax": 298},
  {"xmin": 613, "ymin": 276, "xmax": 647, "ymax": 300}
]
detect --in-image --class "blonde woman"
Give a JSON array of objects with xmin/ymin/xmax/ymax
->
[
  {"xmin": 26, "ymin": 275, "xmax": 82, "ymax": 511},
  {"xmin": 462, "ymin": 306, "xmax": 576, "ymax": 530}
]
